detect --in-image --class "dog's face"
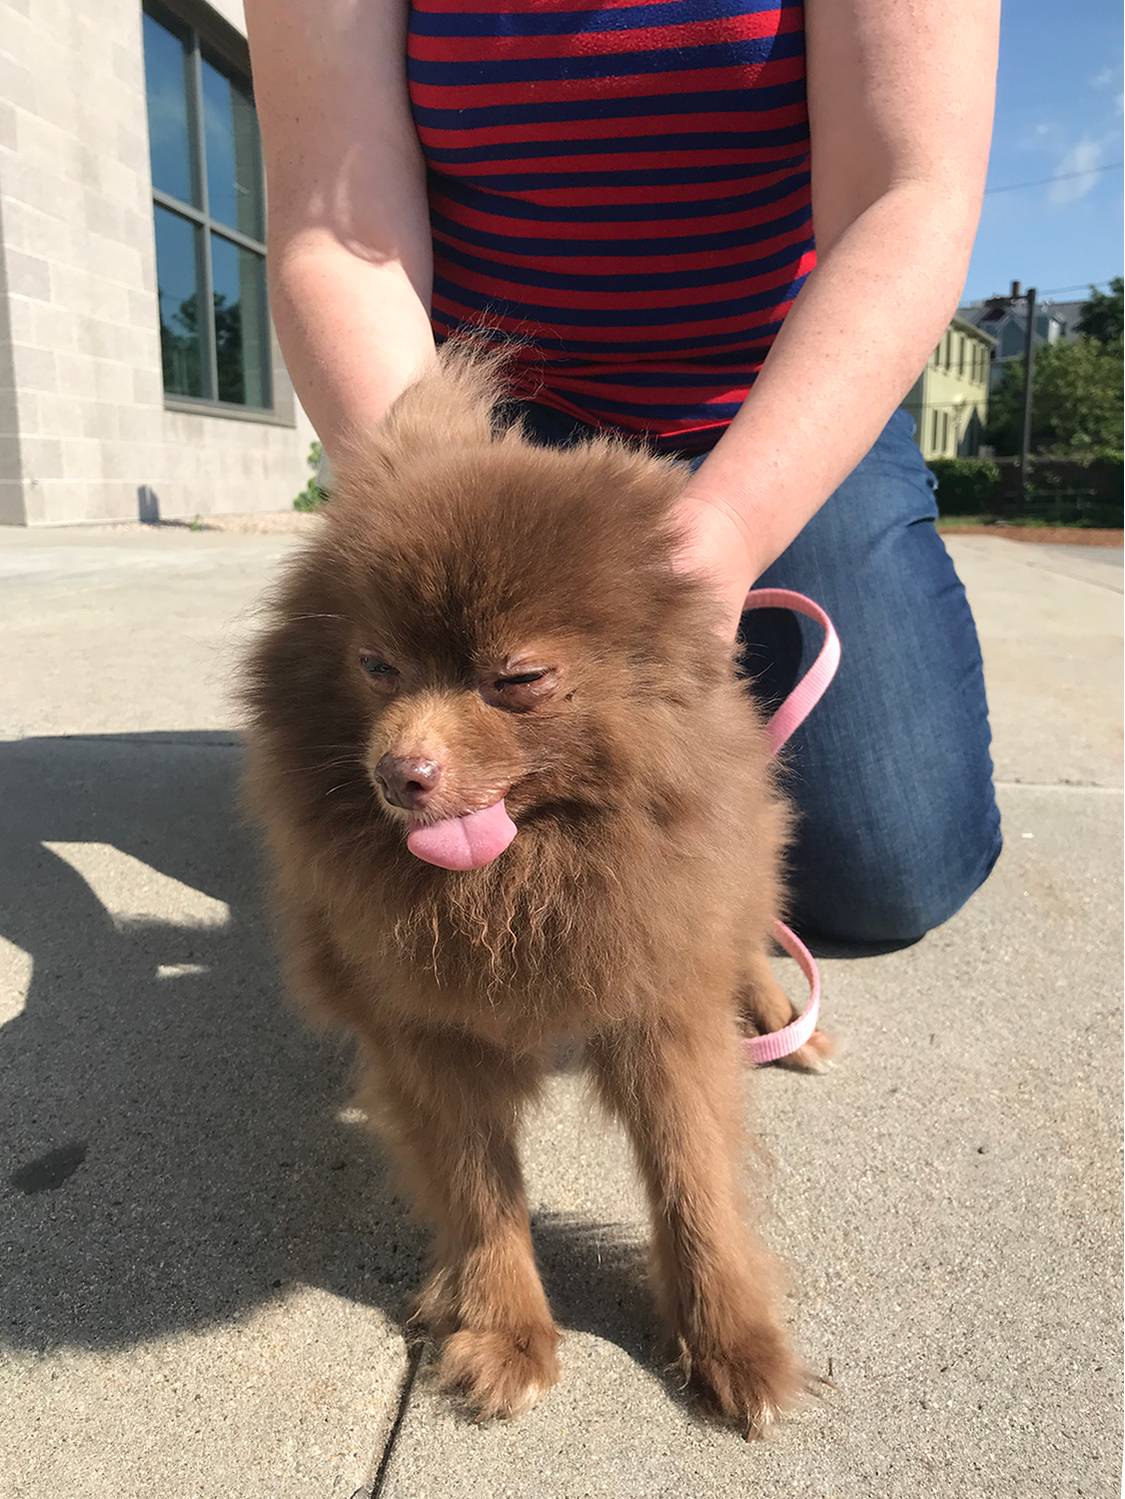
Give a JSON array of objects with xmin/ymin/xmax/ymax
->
[
  {"xmin": 355, "ymin": 622, "xmax": 578, "ymax": 827},
  {"xmin": 351, "ymin": 603, "xmax": 612, "ymax": 870},
  {"xmin": 247, "ymin": 382, "xmax": 729, "ymax": 872},
  {"xmin": 323, "ymin": 437, "xmax": 723, "ymax": 869}
]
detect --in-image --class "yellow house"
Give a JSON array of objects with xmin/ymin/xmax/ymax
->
[{"xmin": 901, "ymin": 316, "xmax": 995, "ymax": 460}]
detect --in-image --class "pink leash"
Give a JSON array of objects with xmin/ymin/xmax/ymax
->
[{"xmin": 739, "ymin": 589, "xmax": 841, "ymax": 1066}]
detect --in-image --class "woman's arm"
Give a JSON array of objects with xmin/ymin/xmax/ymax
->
[
  {"xmin": 245, "ymin": 0, "xmax": 435, "ymax": 462},
  {"xmin": 675, "ymin": 0, "xmax": 1001, "ymax": 632}
]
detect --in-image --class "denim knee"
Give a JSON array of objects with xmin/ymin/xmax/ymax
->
[{"xmin": 793, "ymin": 816, "xmax": 1003, "ymax": 946}]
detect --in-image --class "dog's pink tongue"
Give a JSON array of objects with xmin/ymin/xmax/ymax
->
[{"xmin": 406, "ymin": 800, "xmax": 517, "ymax": 871}]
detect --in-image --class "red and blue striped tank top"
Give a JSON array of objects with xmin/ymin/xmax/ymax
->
[{"xmin": 407, "ymin": 0, "xmax": 814, "ymax": 448}]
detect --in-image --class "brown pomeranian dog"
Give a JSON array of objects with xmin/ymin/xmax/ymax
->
[{"xmin": 241, "ymin": 346, "xmax": 830, "ymax": 1435}]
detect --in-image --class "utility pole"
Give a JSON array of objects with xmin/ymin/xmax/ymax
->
[
  {"xmin": 985, "ymin": 280, "xmax": 1039, "ymax": 509},
  {"xmin": 1017, "ymin": 282, "xmax": 1037, "ymax": 506}
]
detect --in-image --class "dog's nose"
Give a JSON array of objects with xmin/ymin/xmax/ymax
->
[{"xmin": 376, "ymin": 754, "xmax": 443, "ymax": 811}]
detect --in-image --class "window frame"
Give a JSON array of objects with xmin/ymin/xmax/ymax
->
[{"xmin": 143, "ymin": 0, "xmax": 279, "ymax": 421}]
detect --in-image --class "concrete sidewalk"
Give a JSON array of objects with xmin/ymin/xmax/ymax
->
[{"xmin": 0, "ymin": 528, "xmax": 1120, "ymax": 1498}]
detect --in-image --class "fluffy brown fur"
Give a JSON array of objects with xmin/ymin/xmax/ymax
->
[{"xmin": 240, "ymin": 346, "xmax": 831, "ymax": 1434}]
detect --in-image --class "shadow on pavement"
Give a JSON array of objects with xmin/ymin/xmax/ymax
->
[{"xmin": 0, "ymin": 734, "xmax": 651, "ymax": 1363}]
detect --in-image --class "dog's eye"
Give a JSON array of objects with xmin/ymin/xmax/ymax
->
[
  {"xmin": 482, "ymin": 667, "xmax": 558, "ymax": 711},
  {"xmin": 359, "ymin": 654, "xmax": 398, "ymax": 681}
]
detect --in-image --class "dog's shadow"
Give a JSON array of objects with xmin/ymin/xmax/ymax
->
[{"xmin": 0, "ymin": 733, "xmax": 651, "ymax": 1364}]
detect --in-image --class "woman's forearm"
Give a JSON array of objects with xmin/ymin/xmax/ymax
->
[
  {"xmin": 270, "ymin": 240, "xmax": 434, "ymax": 464},
  {"xmin": 246, "ymin": 0, "xmax": 435, "ymax": 465},
  {"xmin": 675, "ymin": 0, "xmax": 998, "ymax": 630},
  {"xmin": 680, "ymin": 181, "xmax": 976, "ymax": 588}
]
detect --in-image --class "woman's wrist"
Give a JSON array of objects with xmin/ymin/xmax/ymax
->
[{"xmin": 671, "ymin": 484, "xmax": 767, "ymax": 637}]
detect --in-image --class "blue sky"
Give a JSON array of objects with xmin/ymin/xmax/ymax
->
[{"xmin": 964, "ymin": 0, "xmax": 1123, "ymax": 304}]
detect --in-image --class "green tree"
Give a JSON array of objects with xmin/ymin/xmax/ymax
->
[
  {"xmin": 985, "ymin": 335, "xmax": 1123, "ymax": 455},
  {"xmin": 1076, "ymin": 277, "xmax": 1124, "ymax": 345}
]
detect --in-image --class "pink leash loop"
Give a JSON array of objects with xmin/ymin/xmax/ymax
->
[
  {"xmin": 738, "ymin": 588, "xmax": 841, "ymax": 1066},
  {"xmin": 741, "ymin": 588, "xmax": 841, "ymax": 758}
]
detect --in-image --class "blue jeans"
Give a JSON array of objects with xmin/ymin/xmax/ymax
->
[{"xmin": 515, "ymin": 402, "xmax": 1003, "ymax": 944}]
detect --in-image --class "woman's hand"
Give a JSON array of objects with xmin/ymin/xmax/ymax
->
[{"xmin": 670, "ymin": 486, "xmax": 762, "ymax": 639}]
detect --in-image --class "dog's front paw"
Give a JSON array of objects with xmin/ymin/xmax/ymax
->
[
  {"xmin": 438, "ymin": 1324, "xmax": 561, "ymax": 1420},
  {"xmin": 677, "ymin": 1320, "xmax": 805, "ymax": 1438}
]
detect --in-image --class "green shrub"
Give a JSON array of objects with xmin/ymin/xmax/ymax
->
[
  {"xmin": 929, "ymin": 457, "xmax": 1000, "ymax": 514},
  {"xmin": 293, "ymin": 440, "xmax": 327, "ymax": 512},
  {"xmin": 1022, "ymin": 453, "xmax": 1123, "ymax": 524},
  {"xmin": 1051, "ymin": 447, "xmax": 1122, "ymax": 468}
]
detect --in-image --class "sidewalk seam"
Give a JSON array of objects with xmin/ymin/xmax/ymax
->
[
  {"xmin": 996, "ymin": 779, "xmax": 1123, "ymax": 793},
  {"xmin": 1, "ymin": 733, "xmax": 243, "ymax": 748},
  {"xmin": 967, "ymin": 545, "xmax": 1124, "ymax": 596},
  {"xmin": 365, "ymin": 1342, "xmax": 424, "ymax": 1499}
]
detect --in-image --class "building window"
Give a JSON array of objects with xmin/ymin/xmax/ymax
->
[{"xmin": 142, "ymin": 3, "xmax": 271, "ymax": 410}]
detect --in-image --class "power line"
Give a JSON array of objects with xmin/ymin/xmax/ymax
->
[
  {"xmin": 962, "ymin": 278, "xmax": 1119, "ymax": 305},
  {"xmin": 984, "ymin": 162, "xmax": 1122, "ymax": 195},
  {"xmin": 1038, "ymin": 278, "xmax": 1120, "ymax": 296}
]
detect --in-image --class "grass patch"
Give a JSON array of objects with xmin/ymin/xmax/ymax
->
[
  {"xmin": 938, "ymin": 516, "xmax": 1123, "ymax": 547},
  {"xmin": 938, "ymin": 512, "xmax": 1121, "ymax": 531}
]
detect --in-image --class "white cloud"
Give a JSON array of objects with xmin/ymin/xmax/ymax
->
[
  {"xmin": 1091, "ymin": 66, "xmax": 1116, "ymax": 89},
  {"xmin": 1048, "ymin": 136, "xmax": 1112, "ymax": 205},
  {"xmin": 1019, "ymin": 120, "xmax": 1055, "ymax": 151}
]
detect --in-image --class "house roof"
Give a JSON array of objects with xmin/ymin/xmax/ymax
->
[
  {"xmin": 951, "ymin": 312, "xmax": 995, "ymax": 345},
  {"xmin": 957, "ymin": 301, "xmax": 1077, "ymax": 357},
  {"xmin": 958, "ymin": 298, "xmax": 1086, "ymax": 341},
  {"xmin": 1043, "ymin": 299, "xmax": 1086, "ymax": 336}
]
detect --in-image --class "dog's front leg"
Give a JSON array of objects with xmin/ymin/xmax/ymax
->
[
  {"xmin": 359, "ymin": 1022, "xmax": 559, "ymax": 1419},
  {"xmin": 588, "ymin": 1007, "xmax": 805, "ymax": 1435}
]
